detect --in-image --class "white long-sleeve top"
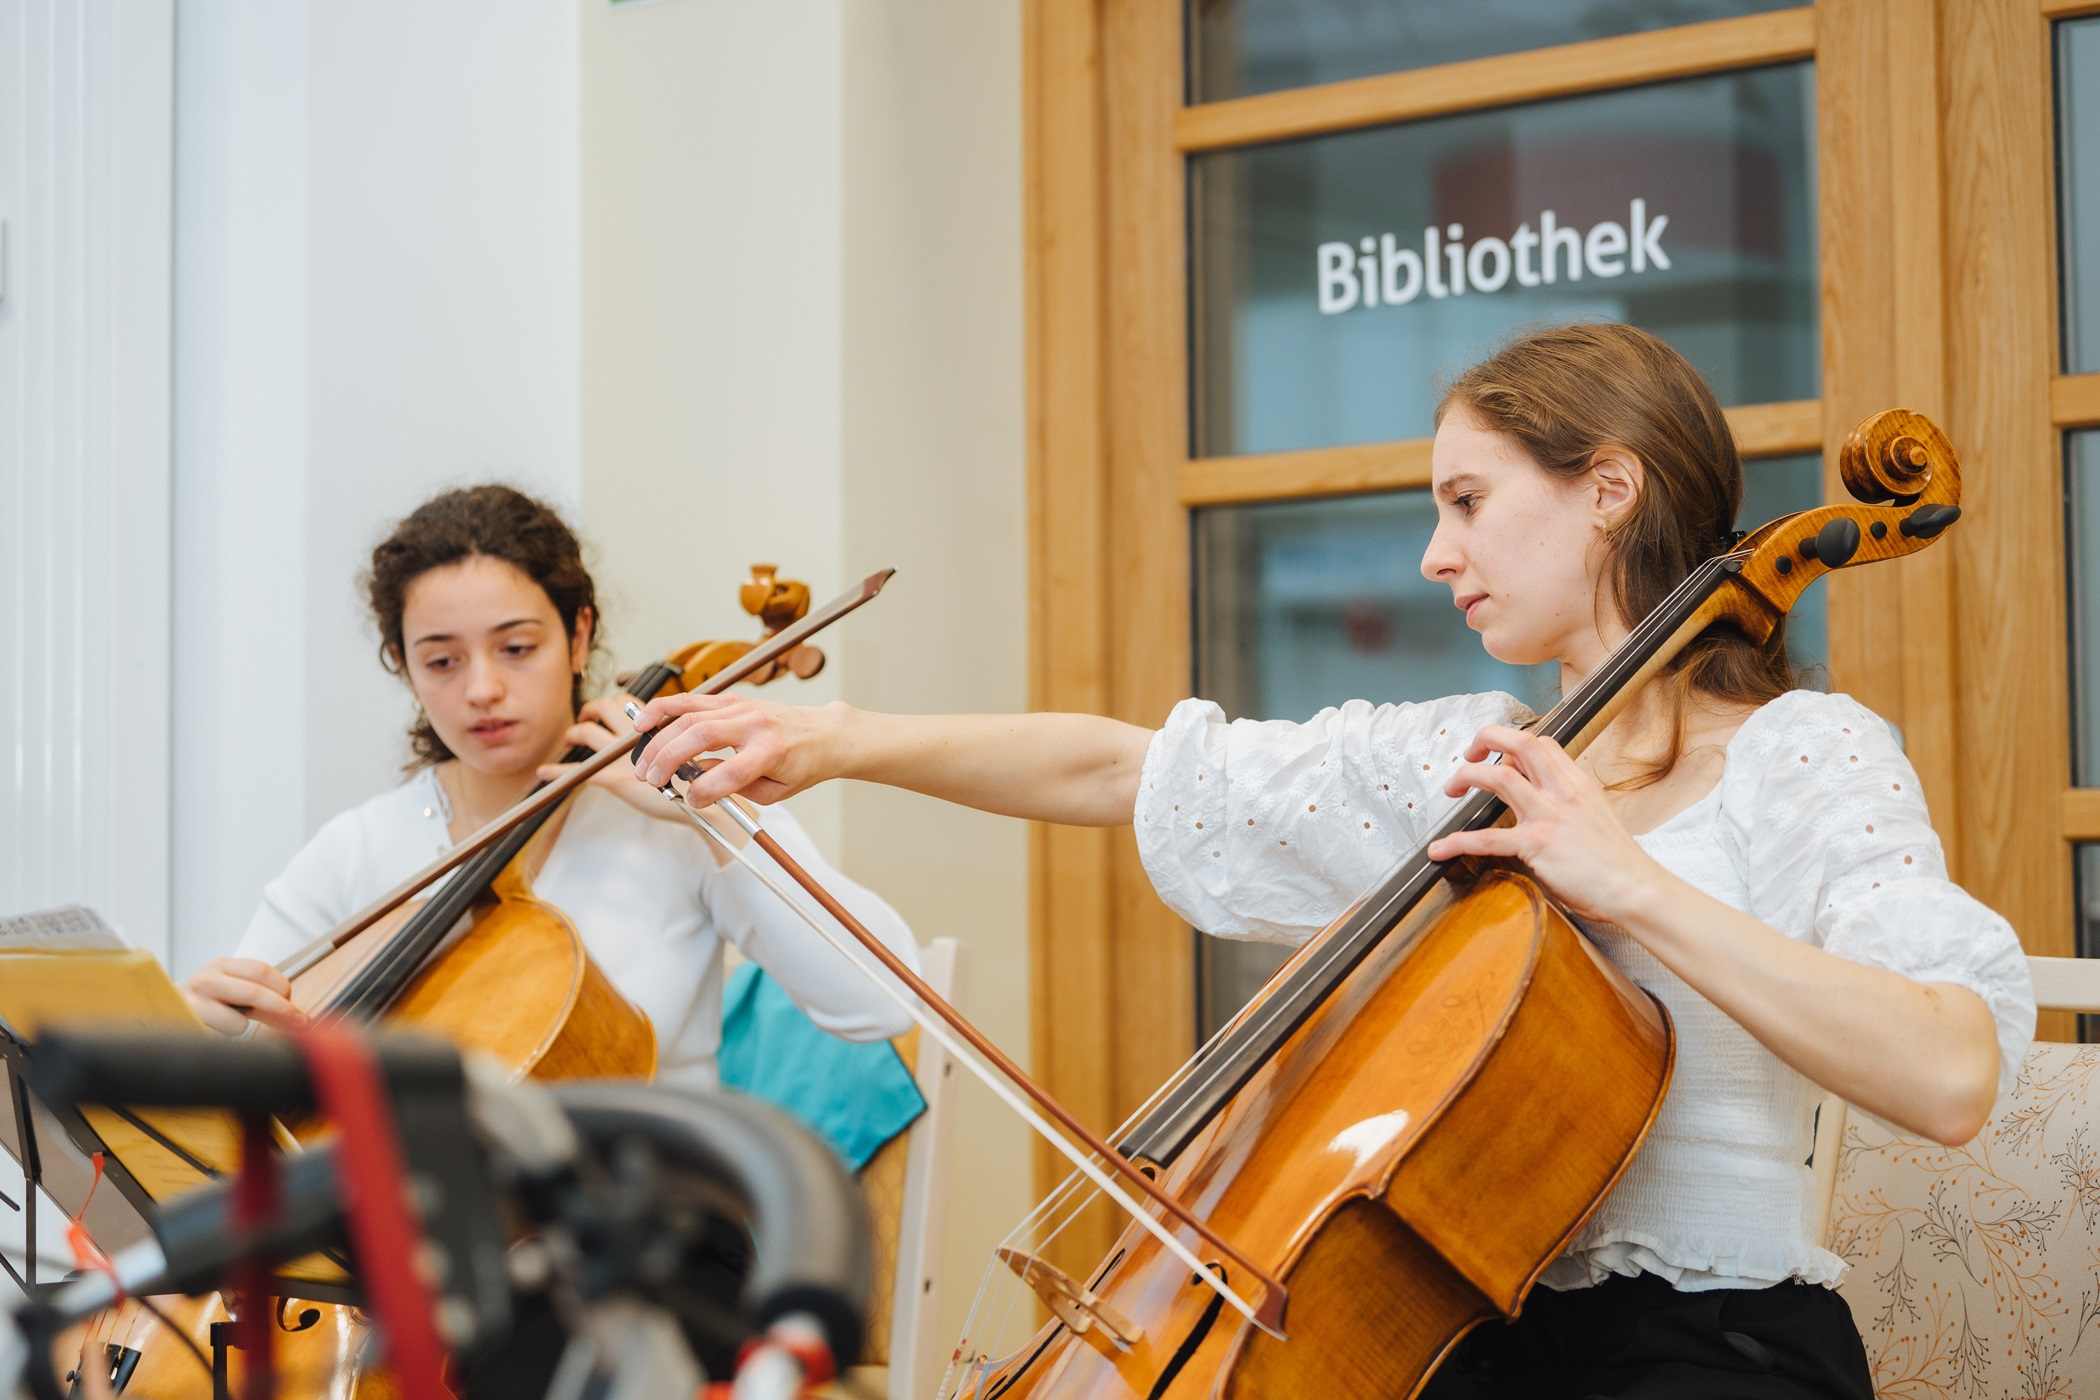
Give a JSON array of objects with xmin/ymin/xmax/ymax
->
[
  {"xmin": 236, "ymin": 768, "xmax": 920, "ymax": 1093},
  {"xmin": 1134, "ymin": 687, "xmax": 2035, "ymax": 1292}
]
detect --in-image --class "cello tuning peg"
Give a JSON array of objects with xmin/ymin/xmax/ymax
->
[
  {"xmin": 1797, "ymin": 517, "xmax": 1862, "ymax": 568},
  {"xmin": 1899, "ymin": 504, "xmax": 1961, "ymax": 540}
]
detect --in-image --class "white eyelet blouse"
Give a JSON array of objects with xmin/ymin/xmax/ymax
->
[{"xmin": 1133, "ymin": 687, "xmax": 2036, "ymax": 1293}]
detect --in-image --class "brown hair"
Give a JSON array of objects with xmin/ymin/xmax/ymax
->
[
  {"xmin": 365, "ymin": 484, "xmax": 601, "ymax": 768},
  {"xmin": 1436, "ymin": 322, "xmax": 1799, "ymax": 785}
]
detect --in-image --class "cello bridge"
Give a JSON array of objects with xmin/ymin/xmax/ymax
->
[{"xmin": 995, "ymin": 1247, "xmax": 1144, "ymax": 1346}]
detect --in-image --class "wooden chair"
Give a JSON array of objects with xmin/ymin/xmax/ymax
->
[
  {"xmin": 1828, "ymin": 954, "xmax": 2100, "ymax": 1397},
  {"xmin": 841, "ymin": 938, "xmax": 969, "ymax": 1400}
]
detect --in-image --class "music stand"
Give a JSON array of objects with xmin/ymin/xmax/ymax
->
[
  {"xmin": 0, "ymin": 906, "xmax": 355, "ymax": 1306},
  {"xmin": 0, "ymin": 1022, "xmax": 160, "ymax": 1297}
]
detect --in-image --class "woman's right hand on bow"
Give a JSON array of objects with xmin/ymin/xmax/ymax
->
[{"xmin": 631, "ymin": 693, "xmax": 848, "ymax": 806}]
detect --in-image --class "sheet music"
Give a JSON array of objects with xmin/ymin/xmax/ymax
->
[{"xmin": 0, "ymin": 905, "xmax": 126, "ymax": 953}]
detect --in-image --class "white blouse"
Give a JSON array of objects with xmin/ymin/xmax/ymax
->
[
  {"xmin": 1134, "ymin": 688, "xmax": 2035, "ymax": 1293},
  {"xmin": 236, "ymin": 769, "xmax": 921, "ymax": 1093}
]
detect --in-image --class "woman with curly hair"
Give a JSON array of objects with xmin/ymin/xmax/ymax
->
[{"xmin": 184, "ymin": 484, "xmax": 919, "ymax": 1089}]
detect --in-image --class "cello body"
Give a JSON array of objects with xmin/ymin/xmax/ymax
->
[
  {"xmin": 286, "ymin": 855, "xmax": 658, "ymax": 1083},
  {"xmin": 973, "ymin": 870, "xmax": 1672, "ymax": 1400}
]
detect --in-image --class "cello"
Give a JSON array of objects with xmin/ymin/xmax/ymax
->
[
  {"xmin": 650, "ymin": 412, "xmax": 1964, "ymax": 1399},
  {"xmin": 60, "ymin": 566, "xmax": 889, "ymax": 1400}
]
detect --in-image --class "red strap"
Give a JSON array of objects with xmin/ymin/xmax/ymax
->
[
  {"xmin": 232, "ymin": 1116, "xmax": 278, "ymax": 1400},
  {"xmin": 62, "ymin": 1152, "xmax": 120, "ymax": 1295},
  {"xmin": 295, "ymin": 1022, "xmax": 451, "ymax": 1400}
]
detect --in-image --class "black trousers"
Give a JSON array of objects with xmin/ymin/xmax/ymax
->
[{"xmin": 1418, "ymin": 1273, "xmax": 1875, "ymax": 1400}]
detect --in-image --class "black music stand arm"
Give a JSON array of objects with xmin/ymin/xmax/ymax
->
[
  {"xmin": 0, "ymin": 1026, "xmax": 171, "ymax": 1301},
  {"xmin": 0, "ymin": 1027, "xmax": 41, "ymax": 1295}
]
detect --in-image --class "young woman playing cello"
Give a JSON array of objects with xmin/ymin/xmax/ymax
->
[
  {"xmin": 182, "ymin": 484, "xmax": 920, "ymax": 1089},
  {"xmin": 628, "ymin": 325, "xmax": 2034, "ymax": 1397}
]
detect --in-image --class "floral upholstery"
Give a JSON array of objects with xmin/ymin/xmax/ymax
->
[{"xmin": 1834, "ymin": 1041, "xmax": 2100, "ymax": 1399}]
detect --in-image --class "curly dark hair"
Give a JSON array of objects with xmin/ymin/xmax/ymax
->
[{"xmin": 364, "ymin": 484, "xmax": 603, "ymax": 768}]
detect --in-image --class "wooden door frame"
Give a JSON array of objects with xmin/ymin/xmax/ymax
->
[
  {"xmin": 1949, "ymin": 0, "xmax": 2084, "ymax": 1044},
  {"xmin": 1024, "ymin": 0, "xmax": 2085, "ymax": 1252}
]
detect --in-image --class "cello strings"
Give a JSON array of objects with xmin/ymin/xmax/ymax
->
[
  {"xmin": 946, "ymin": 1193, "xmax": 1088, "ymax": 1400},
  {"xmin": 945, "ymin": 1173, "xmax": 1122, "ymax": 1399},
  {"xmin": 946, "ymin": 1233, "xmax": 1043, "ymax": 1399},
  {"xmin": 666, "ymin": 796, "xmax": 1273, "ymax": 1335}
]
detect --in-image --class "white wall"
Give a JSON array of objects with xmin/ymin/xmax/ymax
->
[
  {"xmin": 837, "ymin": 0, "xmax": 1032, "ymax": 1356},
  {"xmin": 171, "ymin": 0, "xmax": 581, "ymax": 971},
  {"xmin": 579, "ymin": 0, "xmax": 850, "ymax": 849},
  {"xmin": 580, "ymin": 0, "xmax": 1028, "ymax": 1353}
]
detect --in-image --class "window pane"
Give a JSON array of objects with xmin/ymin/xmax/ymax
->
[
  {"xmin": 2059, "ymin": 18, "xmax": 2100, "ymax": 373},
  {"xmin": 1190, "ymin": 63, "xmax": 1818, "ymax": 458},
  {"xmin": 2067, "ymin": 431, "xmax": 2100, "ymax": 782},
  {"xmin": 1193, "ymin": 492, "xmax": 1556, "ymax": 726},
  {"xmin": 1189, "ymin": 0, "xmax": 1803, "ymax": 104},
  {"xmin": 1190, "ymin": 457, "xmax": 1825, "ymax": 1037}
]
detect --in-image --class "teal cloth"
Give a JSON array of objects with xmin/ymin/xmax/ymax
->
[{"xmin": 716, "ymin": 962, "xmax": 926, "ymax": 1171}]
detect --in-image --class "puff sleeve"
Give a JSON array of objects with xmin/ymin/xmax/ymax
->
[
  {"xmin": 1133, "ymin": 691, "xmax": 1529, "ymax": 944},
  {"xmin": 1721, "ymin": 691, "xmax": 2035, "ymax": 1096}
]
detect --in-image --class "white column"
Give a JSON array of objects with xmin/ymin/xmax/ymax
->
[
  {"xmin": 0, "ymin": 0, "xmax": 175, "ymax": 959},
  {"xmin": 302, "ymin": 0, "xmax": 583, "ymax": 833},
  {"xmin": 579, "ymin": 0, "xmax": 850, "ymax": 852},
  {"xmin": 0, "ymin": 0, "xmax": 175, "ymax": 1278}
]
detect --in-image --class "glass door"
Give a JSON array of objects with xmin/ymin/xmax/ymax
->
[{"xmin": 1022, "ymin": 0, "xmax": 2045, "ymax": 1263}]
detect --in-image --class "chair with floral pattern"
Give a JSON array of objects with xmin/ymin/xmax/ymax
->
[{"xmin": 1831, "ymin": 956, "xmax": 2100, "ymax": 1399}]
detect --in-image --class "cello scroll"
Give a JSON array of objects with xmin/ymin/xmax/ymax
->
[
  {"xmin": 618, "ymin": 564, "xmax": 828, "ymax": 695},
  {"xmin": 1723, "ymin": 408, "xmax": 1962, "ymax": 631}
]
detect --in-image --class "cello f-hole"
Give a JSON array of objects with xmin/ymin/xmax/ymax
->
[
  {"xmin": 1145, "ymin": 1268, "xmax": 1231, "ymax": 1400},
  {"xmin": 274, "ymin": 1300, "xmax": 321, "ymax": 1334}
]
